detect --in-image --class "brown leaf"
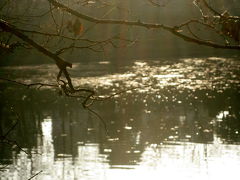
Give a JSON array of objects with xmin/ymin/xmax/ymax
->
[{"xmin": 73, "ymin": 19, "xmax": 84, "ymax": 36}]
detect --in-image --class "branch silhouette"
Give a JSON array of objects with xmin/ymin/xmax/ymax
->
[{"xmin": 48, "ymin": 0, "xmax": 240, "ymax": 50}]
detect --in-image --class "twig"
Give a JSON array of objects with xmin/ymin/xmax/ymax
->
[
  {"xmin": 186, "ymin": 24, "xmax": 210, "ymax": 42},
  {"xmin": 28, "ymin": 170, "xmax": 43, "ymax": 180},
  {"xmin": 2, "ymin": 139, "xmax": 29, "ymax": 154},
  {"xmin": 148, "ymin": 0, "xmax": 170, "ymax": 7},
  {"xmin": 0, "ymin": 105, "xmax": 29, "ymax": 154},
  {"xmin": 57, "ymin": 79, "xmax": 109, "ymax": 134},
  {"xmin": 0, "ymin": 77, "xmax": 58, "ymax": 89},
  {"xmin": 86, "ymin": 107, "xmax": 108, "ymax": 135},
  {"xmin": 55, "ymin": 43, "xmax": 103, "ymax": 55},
  {"xmin": 49, "ymin": 2, "xmax": 59, "ymax": 33},
  {"xmin": 2, "ymin": 119, "xmax": 18, "ymax": 138}
]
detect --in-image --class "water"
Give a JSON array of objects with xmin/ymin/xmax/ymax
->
[{"xmin": 0, "ymin": 57, "xmax": 240, "ymax": 179}]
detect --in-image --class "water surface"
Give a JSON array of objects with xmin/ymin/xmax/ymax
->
[{"xmin": 0, "ymin": 57, "xmax": 240, "ymax": 179}]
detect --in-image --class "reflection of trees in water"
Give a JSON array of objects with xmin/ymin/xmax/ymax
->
[
  {"xmin": 0, "ymin": 89, "xmax": 40, "ymax": 163},
  {"xmin": 0, "ymin": 86, "xmax": 239, "ymax": 166}
]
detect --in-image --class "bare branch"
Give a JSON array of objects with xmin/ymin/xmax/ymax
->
[
  {"xmin": 0, "ymin": 77, "xmax": 58, "ymax": 89},
  {"xmin": 0, "ymin": 19, "xmax": 77, "ymax": 91},
  {"xmin": 48, "ymin": 0, "xmax": 240, "ymax": 50},
  {"xmin": 2, "ymin": 119, "xmax": 18, "ymax": 138},
  {"xmin": 0, "ymin": 111, "xmax": 28, "ymax": 155},
  {"xmin": 28, "ymin": 170, "xmax": 43, "ymax": 180},
  {"xmin": 147, "ymin": 0, "xmax": 170, "ymax": 7},
  {"xmin": 0, "ymin": 20, "xmax": 72, "ymax": 68},
  {"xmin": 1, "ymin": 139, "xmax": 29, "ymax": 154},
  {"xmin": 86, "ymin": 107, "xmax": 108, "ymax": 135}
]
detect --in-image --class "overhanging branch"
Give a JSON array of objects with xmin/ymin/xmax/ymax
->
[
  {"xmin": 0, "ymin": 19, "xmax": 76, "ymax": 90},
  {"xmin": 0, "ymin": 19, "xmax": 72, "ymax": 69},
  {"xmin": 48, "ymin": 0, "xmax": 240, "ymax": 50}
]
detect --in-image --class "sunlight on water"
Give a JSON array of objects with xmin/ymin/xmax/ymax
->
[
  {"xmin": 216, "ymin": 111, "xmax": 229, "ymax": 120},
  {"xmin": 138, "ymin": 143, "xmax": 240, "ymax": 180},
  {"xmin": 0, "ymin": 57, "xmax": 240, "ymax": 179},
  {"xmin": 1, "ymin": 57, "xmax": 239, "ymax": 92},
  {"xmin": 2, "ymin": 141, "xmax": 240, "ymax": 179},
  {"xmin": 76, "ymin": 144, "xmax": 109, "ymax": 179}
]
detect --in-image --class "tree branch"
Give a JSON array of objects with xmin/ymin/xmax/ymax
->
[
  {"xmin": 0, "ymin": 109, "xmax": 28, "ymax": 154},
  {"xmin": 48, "ymin": 0, "xmax": 240, "ymax": 50},
  {"xmin": 148, "ymin": 0, "xmax": 170, "ymax": 7},
  {"xmin": 28, "ymin": 170, "xmax": 43, "ymax": 180},
  {"xmin": 0, "ymin": 77, "xmax": 58, "ymax": 89},
  {"xmin": 0, "ymin": 19, "xmax": 76, "ymax": 90},
  {"xmin": 0, "ymin": 20, "xmax": 72, "ymax": 69}
]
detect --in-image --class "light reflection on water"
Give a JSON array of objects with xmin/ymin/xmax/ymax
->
[
  {"xmin": 1, "ymin": 57, "xmax": 239, "ymax": 91},
  {"xmin": 0, "ymin": 57, "xmax": 240, "ymax": 179},
  {"xmin": 2, "ymin": 116, "xmax": 240, "ymax": 180}
]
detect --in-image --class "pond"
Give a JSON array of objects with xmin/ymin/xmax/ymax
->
[{"xmin": 0, "ymin": 57, "xmax": 240, "ymax": 180}]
